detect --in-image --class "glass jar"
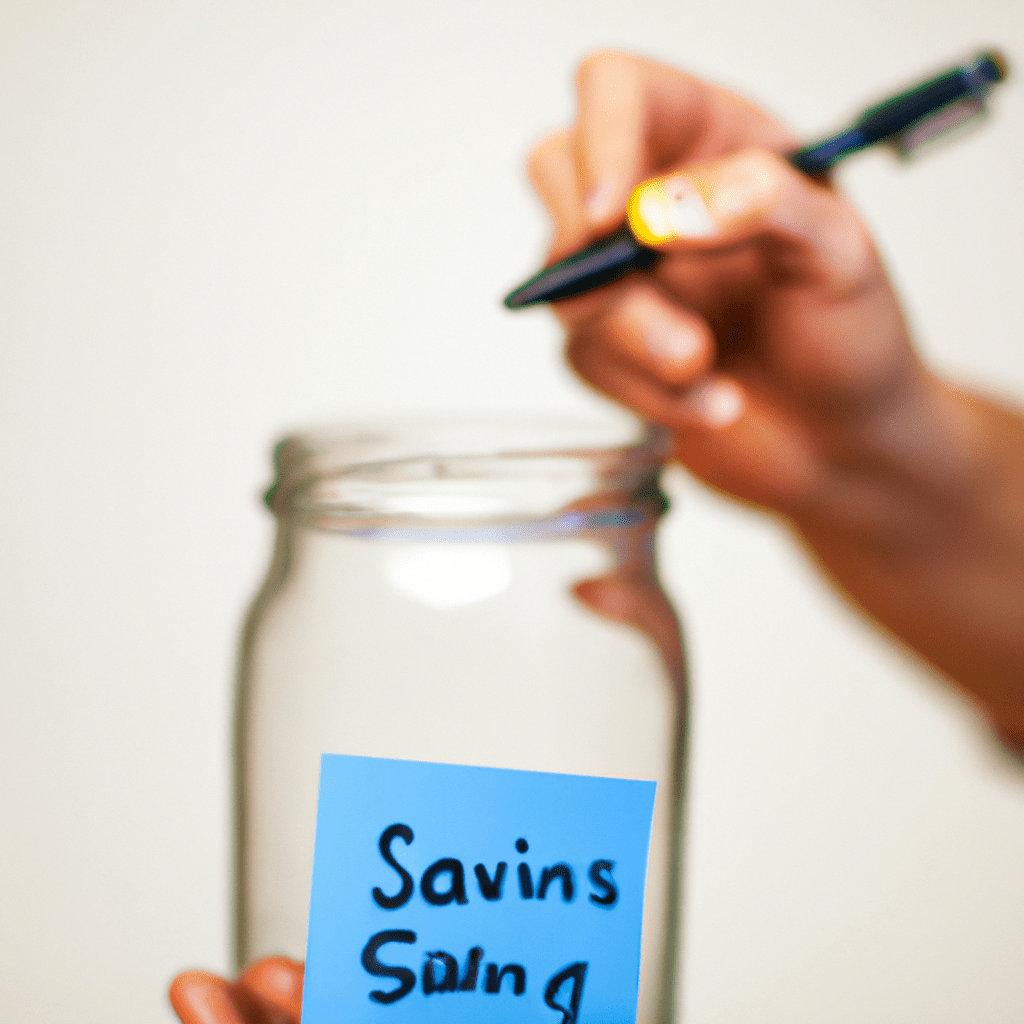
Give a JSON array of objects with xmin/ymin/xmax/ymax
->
[{"xmin": 234, "ymin": 417, "xmax": 688, "ymax": 1024}]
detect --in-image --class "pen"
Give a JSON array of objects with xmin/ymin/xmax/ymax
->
[{"xmin": 504, "ymin": 50, "xmax": 1007, "ymax": 310}]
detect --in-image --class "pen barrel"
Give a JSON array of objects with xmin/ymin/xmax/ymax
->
[
  {"xmin": 505, "ymin": 51, "xmax": 1007, "ymax": 306},
  {"xmin": 788, "ymin": 128, "xmax": 866, "ymax": 175},
  {"xmin": 504, "ymin": 226, "xmax": 659, "ymax": 308}
]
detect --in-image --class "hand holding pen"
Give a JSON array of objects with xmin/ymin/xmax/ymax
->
[
  {"xmin": 525, "ymin": 51, "xmax": 1024, "ymax": 744},
  {"xmin": 508, "ymin": 52, "xmax": 1004, "ymax": 308},
  {"xmin": 527, "ymin": 50, "xmax": 919, "ymax": 498}
]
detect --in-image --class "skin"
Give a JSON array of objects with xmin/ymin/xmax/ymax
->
[
  {"xmin": 170, "ymin": 50, "xmax": 1023, "ymax": 1023},
  {"xmin": 169, "ymin": 957, "xmax": 303, "ymax": 1024},
  {"xmin": 528, "ymin": 50, "xmax": 1024, "ymax": 747}
]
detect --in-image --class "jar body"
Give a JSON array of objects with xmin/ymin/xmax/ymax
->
[{"xmin": 234, "ymin": 421, "xmax": 687, "ymax": 1024}]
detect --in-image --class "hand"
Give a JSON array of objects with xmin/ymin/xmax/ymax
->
[
  {"xmin": 169, "ymin": 957, "xmax": 303, "ymax": 1024},
  {"xmin": 529, "ymin": 50, "xmax": 920, "ymax": 514},
  {"xmin": 528, "ymin": 51, "xmax": 1024, "ymax": 740}
]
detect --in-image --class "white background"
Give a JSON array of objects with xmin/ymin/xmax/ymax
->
[{"xmin": 1, "ymin": 1, "xmax": 1023, "ymax": 1021}]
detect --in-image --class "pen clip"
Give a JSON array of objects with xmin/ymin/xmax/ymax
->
[{"xmin": 888, "ymin": 95, "xmax": 989, "ymax": 159}]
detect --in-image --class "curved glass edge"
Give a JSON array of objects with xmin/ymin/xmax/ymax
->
[
  {"xmin": 264, "ymin": 416, "xmax": 673, "ymax": 532},
  {"xmin": 296, "ymin": 494, "xmax": 670, "ymax": 540}
]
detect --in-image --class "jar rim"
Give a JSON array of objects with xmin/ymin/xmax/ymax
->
[{"xmin": 266, "ymin": 414, "xmax": 671, "ymax": 532}]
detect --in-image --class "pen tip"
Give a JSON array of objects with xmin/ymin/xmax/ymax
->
[
  {"xmin": 503, "ymin": 285, "xmax": 535, "ymax": 309},
  {"xmin": 502, "ymin": 226, "xmax": 657, "ymax": 311}
]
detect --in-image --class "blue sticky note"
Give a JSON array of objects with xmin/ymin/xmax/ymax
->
[{"xmin": 302, "ymin": 754, "xmax": 656, "ymax": 1024}]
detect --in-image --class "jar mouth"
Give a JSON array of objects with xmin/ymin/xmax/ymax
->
[{"xmin": 266, "ymin": 415, "xmax": 671, "ymax": 531}]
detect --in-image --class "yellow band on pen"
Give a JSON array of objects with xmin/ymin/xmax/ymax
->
[{"xmin": 626, "ymin": 178, "xmax": 675, "ymax": 246}]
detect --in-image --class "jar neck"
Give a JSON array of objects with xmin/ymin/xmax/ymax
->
[{"xmin": 264, "ymin": 417, "xmax": 671, "ymax": 536}]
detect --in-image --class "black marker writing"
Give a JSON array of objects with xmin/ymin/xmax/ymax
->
[
  {"xmin": 517, "ymin": 862, "xmax": 534, "ymax": 899},
  {"xmin": 422, "ymin": 951, "xmax": 458, "ymax": 994},
  {"xmin": 544, "ymin": 962, "xmax": 588, "ymax": 1024},
  {"xmin": 484, "ymin": 962, "xmax": 526, "ymax": 995},
  {"xmin": 421, "ymin": 858, "xmax": 469, "ymax": 906},
  {"xmin": 361, "ymin": 930, "xmax": 417, "ymax": 1004},
  {"xmin": 537, "ymin": 863, "xmax": 574, "ymax": 902},
  {"xmin": 474, "ymin": 862, "xmax": 507, "ymax": 900},
  {"xmin": 458, "ymin": 946, "xmax": 484, "ymax": 991},
  {"xmin": 372, "ymin": 824, "xmax": 415, "ymax": 910},
  {"xmin": 587, "ymin": 860, "xmax": 618, "ymax": 907}
]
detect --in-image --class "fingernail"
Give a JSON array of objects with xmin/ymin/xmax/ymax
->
[
  {"xmin": 627, "ymin": 173, "xmax": 716, "ymax": 245},
  {"xmin": 678, "ymin": 378, "xmax": 744, "ymax": 427},
  {"xmin": 583, "ymin": 181, "xmax": 618, "ymax": 224},
  {"xmin": 643, "ymin": 322, "xmax": 702, "ymax": 365}
]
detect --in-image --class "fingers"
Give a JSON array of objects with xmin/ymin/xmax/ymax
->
[
  {"xmin": 596, "ymin": 286, "xmax": 713, "ymax": 388},
  {"xmin": 169, "ymin": 972, "xmax": 247, "ymax": 1024},
  {"xmin": 671, "ymin": 390, "xmax": 822, "ymax": 511},
  {"xmin": 574, "ymin": 573, "xmax": 686, "ymax": 683},
  {"xmin": 565, "ymin": 281, "xmax": 733, "ymax": 426},
  {"xmin": 528, "ymin": 129, "xmax": 587, "ymax": 258},
  {"xmin": 564, "ymin": 280, "xmax": 821, "ymax": 510},
  {"xmin": 573, "ymin": 51, "xmax": 794, "ymax": 232},
  {"xmin": 627, "ymin": 149, "xmax": 877, "ymax": 295},
  {"xmin": 530, "ymin": 52, "xmax": 793, "ymax": 258},
  {"xmin": 573, "ymin": 52, "xmax": 653, "ymax": 228},
  {"xmin": 238, "ymin": 957, "xmax": 304, "ymax": 1022},
  {"xmin": 168, "ymin": 959, "xmax": 304, "ymax": 1024},
  {"xmin": 571, "ymin": 339, "xmax": 818, "ymax": 509}
]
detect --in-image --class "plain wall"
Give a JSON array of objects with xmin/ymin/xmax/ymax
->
[{"xmin": 0, "ymin": 0, "xmax": 1022, "ymax": 1021}]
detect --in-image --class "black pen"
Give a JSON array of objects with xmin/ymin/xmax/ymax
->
[{"xmin": 504, "ymin": 50, "xmax": 1007, "ymax": 310}]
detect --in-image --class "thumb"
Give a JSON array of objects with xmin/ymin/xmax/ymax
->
[{"xmin": 627, "ymin": 149, "xmax": 875, "ymax": 293}]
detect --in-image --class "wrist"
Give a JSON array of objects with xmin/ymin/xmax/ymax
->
[
  {"xmin": 789, "ymin": 370, "xmax": 1024, "ymax": 736},
  {"xmin": 791, "ymin": 367, "xmax": 993, "ymax": 547}
]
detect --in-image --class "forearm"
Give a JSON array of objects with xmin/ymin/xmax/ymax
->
[{"xmin": 792, "ymin": 371, "xmax": 1024, "ymax": 740}]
